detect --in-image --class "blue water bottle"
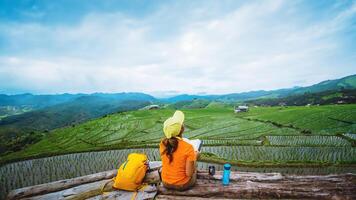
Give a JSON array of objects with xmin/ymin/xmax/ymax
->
[{"xmin": 222, "ymin": 163, "xmax": 231, "ymax": 186}]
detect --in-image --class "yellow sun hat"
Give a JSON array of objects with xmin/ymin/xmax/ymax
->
[{"xmin": 163, "ymin": 110, "xmax": 185, "ymax": 139}]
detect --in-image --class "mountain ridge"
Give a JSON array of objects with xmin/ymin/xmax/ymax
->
[
  {"xmin": 1, "ymin": 74, "xmax": 355, "ymax": 103},
  {"xmin": 163, "ymin": 74, "xmax": 356, "ymax": 102}
]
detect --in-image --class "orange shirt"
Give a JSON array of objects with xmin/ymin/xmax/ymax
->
[{"xmin": 159, "ymin": 139, "xmax": 196, "ymax": 185}]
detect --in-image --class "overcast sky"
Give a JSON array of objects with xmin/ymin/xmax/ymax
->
[{"xmin": 0, "ymin": 0, "xmax": 355, "ymax": 97}]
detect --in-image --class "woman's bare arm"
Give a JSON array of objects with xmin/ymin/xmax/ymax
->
[
  {"xmin": 186, "ymin": 151, "xmax": 199, "ymax": 177},
  {"xmin": 185, "ymin": 160, "xmax": 195, "ymax": 177}
]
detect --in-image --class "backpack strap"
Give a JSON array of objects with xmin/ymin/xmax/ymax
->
[
  {"xmin": 130, "ymin": 183, "xmax": 148, "ymax": 200},
  {"xmin": 100, "ymin": 179, "xmax": 148, "ymax": 199}
]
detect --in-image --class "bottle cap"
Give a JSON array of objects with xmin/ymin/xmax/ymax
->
[{"xmin": 224, "ymin": 163, "xmax": 231, "ymax": 170}]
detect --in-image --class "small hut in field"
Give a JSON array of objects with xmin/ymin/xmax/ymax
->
[
  {"xmin": 146, "ymin": 105, "xmax": 160, "ymax": 110},
  {"xmin": 234, "ymin": 105, "xmax": 249, "ymax": 113}
]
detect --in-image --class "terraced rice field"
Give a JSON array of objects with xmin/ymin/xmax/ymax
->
[
  {"xmin": 267, "ymin": 136, "xmax": 351, "ymax": 146},
  {"xmin": 202, "ymin": 146, "xmax": 356, "ymax": 163},
  {"xmin": 0, "ymin": 104, "xmax": 355, "ymax": 199},
  {"xmin": 240, "ymin": 105, "xmax": 356, "ymax": 135},
  {"xmin": 203, "ymin": 139, "xmax": 262, "ymax": 146},
  {"xmin": 0, "ymin": 149, "xmax": 160, "ymax": 200},
  {"xmin": 2, "ymin": 146, "xmax": 356, "ymax": 199},
  {"xmin": 2, "ymin": 105, "xmax": 355, "ymax": 164}
]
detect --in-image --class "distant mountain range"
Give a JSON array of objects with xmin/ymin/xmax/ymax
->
[
  {"xmin": 1, "ymin": 74, "xmax": 355, "ymax": 105},
  {"xmin": 0, "ymin": 92, "xmax": 155, "ymax": 108},
  {"xmin": 163, "ymin": 74, "xmax": 356, "ymax": 102},
  {"xmin": 0, "ymin": 93, "xmax": 83, "ymax": 108}
]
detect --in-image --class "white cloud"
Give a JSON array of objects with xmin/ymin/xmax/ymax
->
[{"xmin": 0, "ymin": 0, "xmax": 355, "ymax": 95}]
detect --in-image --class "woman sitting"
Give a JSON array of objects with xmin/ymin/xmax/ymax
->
[{"xmin": 159, "ymin": 110, "xmax": 199, "ymax": 191}]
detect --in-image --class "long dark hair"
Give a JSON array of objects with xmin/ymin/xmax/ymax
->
[
  {"xmin": 161, "ymin": 137, "xmax": 179, "ymax": 163},
  {"xmin": 161, "ymin": 126, "xmax": 184, "ymax": 163}
]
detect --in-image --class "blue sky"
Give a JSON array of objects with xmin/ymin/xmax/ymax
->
[{"xmin": 0, "ymin": 0, "xmax": 355, "ymax": 96}]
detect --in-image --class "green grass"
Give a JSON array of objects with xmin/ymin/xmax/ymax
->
[
  {"xmin": 239, "ymin": 104, "xmax": 356, "ymax": 135},
  {"xmin": 1, "ymin": 105, "xmax": 356, "ymax": 165}
]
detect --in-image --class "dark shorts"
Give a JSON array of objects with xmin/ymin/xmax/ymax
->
[{"xmin": 162, "ymin": 170, "xmax": 197, "ymax": 191}]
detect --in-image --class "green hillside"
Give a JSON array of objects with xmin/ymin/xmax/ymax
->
[
  {"xmin": 293, "ymin": 74, "xmax": 356, "ymax": 95},
  {"xmin": 1, "ymin": 104, "xmax": 355, "ymax": 166},
  {"xmin": 246, "ymin": 89, "xmax": 356, "ymax": 106},
  {"xmin": 238, "ymin": 105, "xmax": 356, "ymax": 135},
  {"xmin": 0, "ymin": 95, "xmax": 154, "ymax": 155}
]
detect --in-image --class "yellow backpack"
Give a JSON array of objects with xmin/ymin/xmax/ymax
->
[{"xmin": 113, "ymin": 153, "xmax": 148, "ymax": 191}]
